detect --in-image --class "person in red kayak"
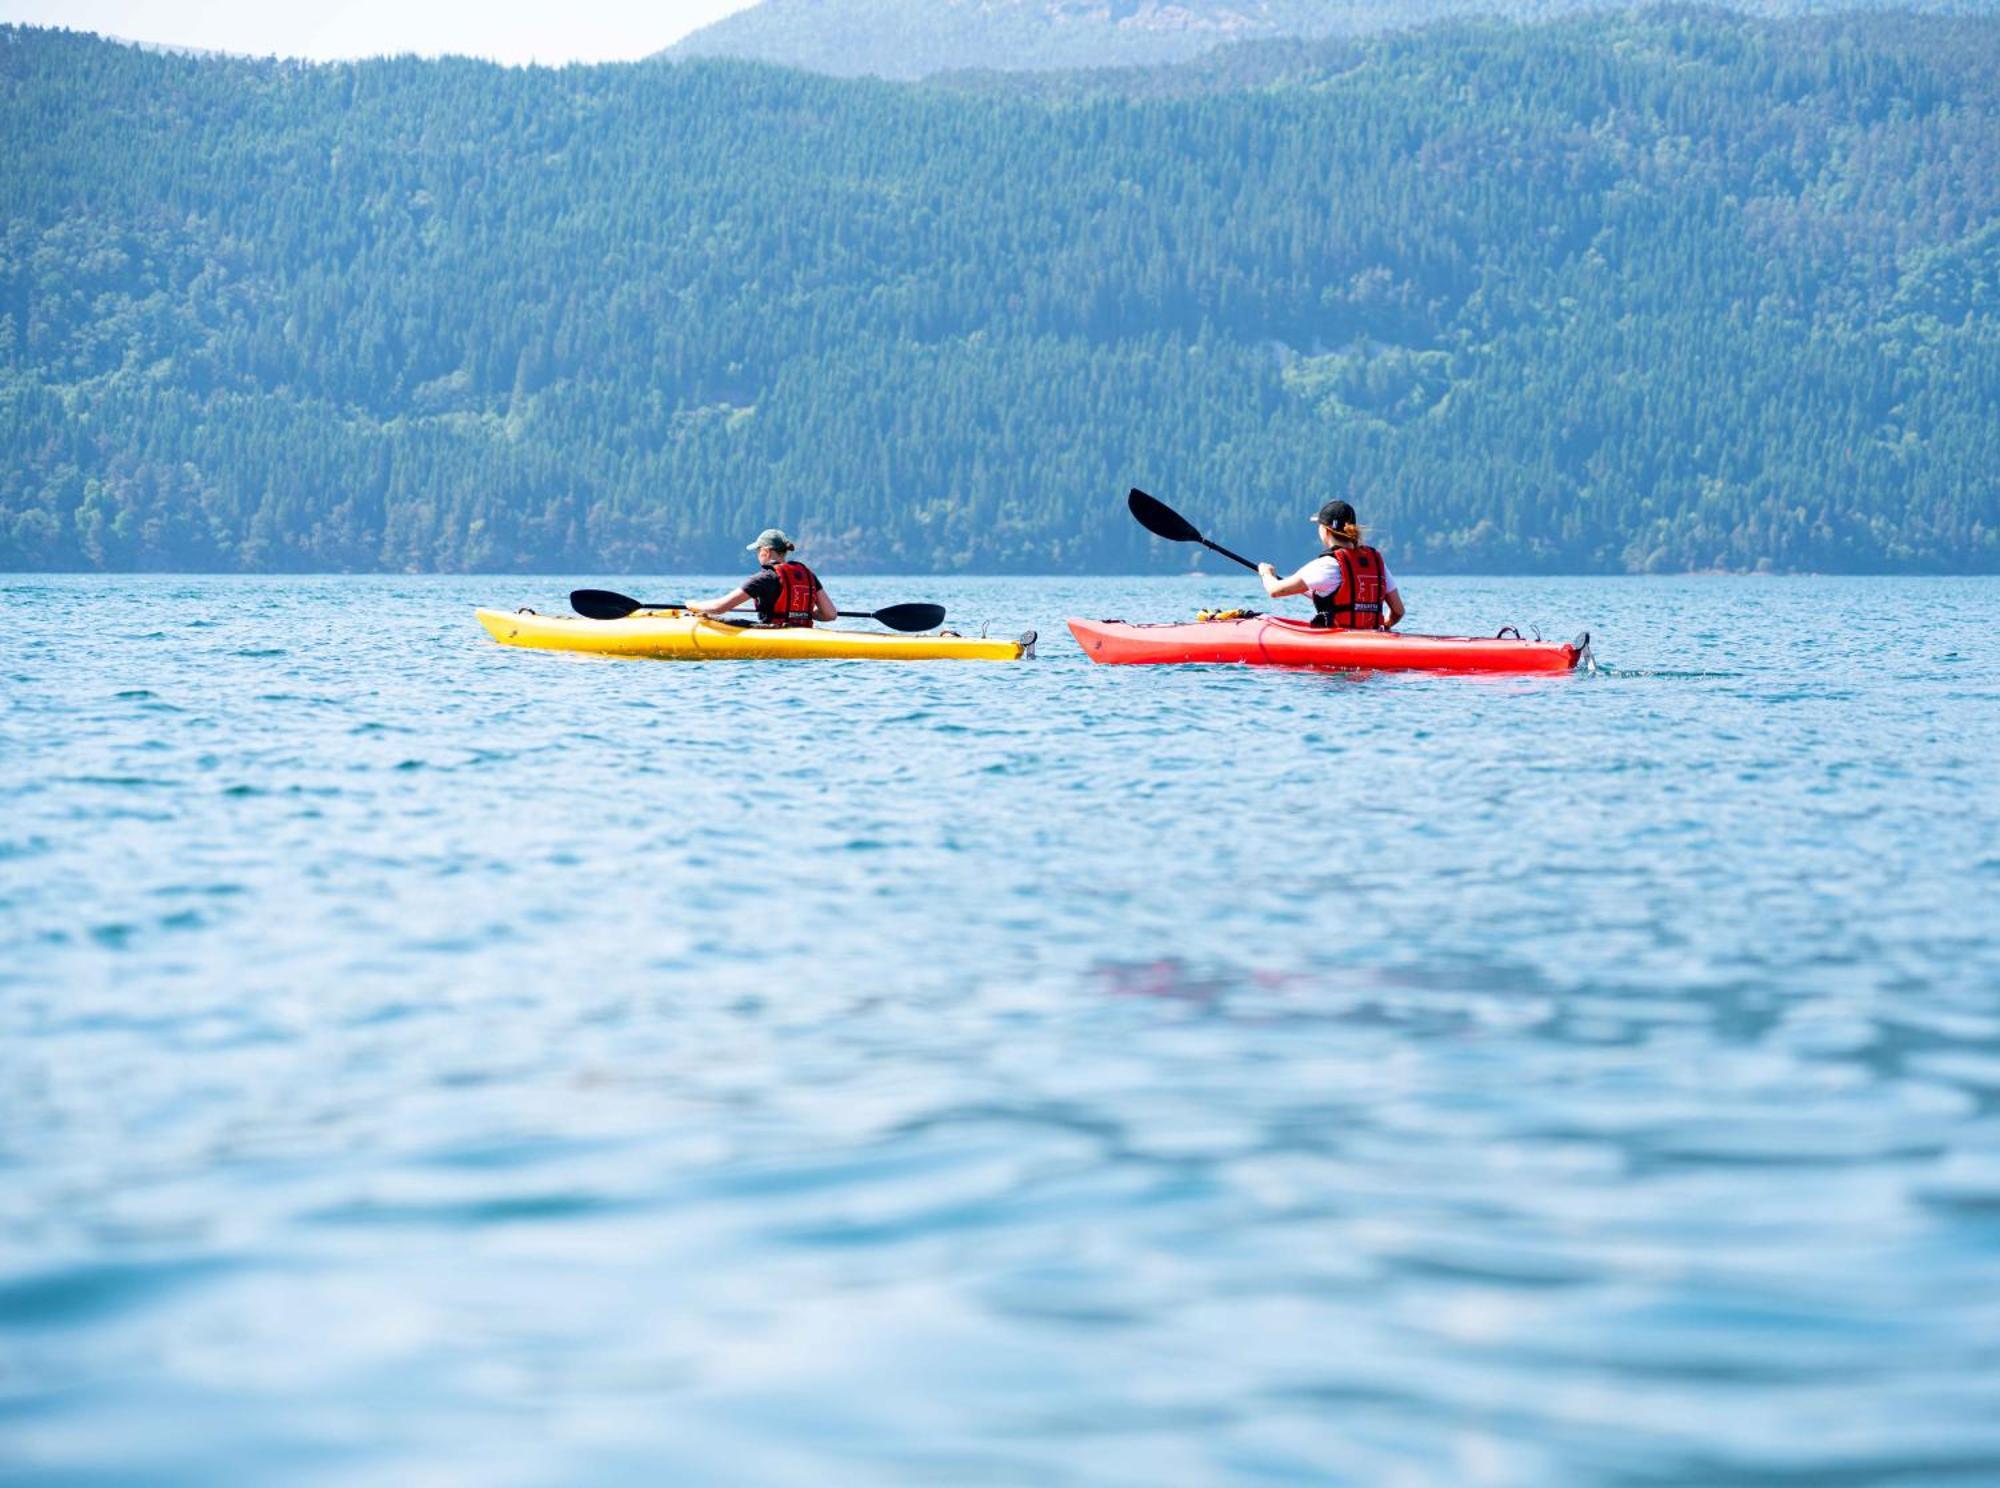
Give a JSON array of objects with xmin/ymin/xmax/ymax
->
[
  {"xmin": 684, "ymin": 528, "xmax": 838, "ymax": 627},
  {"xmin": 1257, "ymin": 499, "xmax": 1405, "ymax": 630}
]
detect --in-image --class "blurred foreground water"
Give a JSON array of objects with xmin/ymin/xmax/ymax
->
[{"xmin": 4, "ymin": 574, "xmax": 1999, "ymax": 1485}]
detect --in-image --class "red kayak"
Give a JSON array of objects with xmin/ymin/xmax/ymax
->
[{"xmin": 1067, "ymin": 616, "xmax": 1590, "ymax": 674}]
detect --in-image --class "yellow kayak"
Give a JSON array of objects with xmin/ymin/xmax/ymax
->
[{"xmin": 476, "ymin": 607, "xmax": 1035, "ymax": 662}]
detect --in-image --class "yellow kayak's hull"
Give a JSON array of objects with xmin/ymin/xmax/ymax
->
[{"xmin": 476, "ymin": 608, "xmax": 1034, "ymax": 662}]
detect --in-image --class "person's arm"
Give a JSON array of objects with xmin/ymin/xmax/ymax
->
[
  {"xmin": 813, "ymin": 586, "xmax": 838, "ymax": 623},
  {"xmin": 1257, "ymin": 562, "xmax": 1311, "ymax": 599},
  {"xmin": 684, "ymin": 588, "xmax": 750, "ymax": 617},
  {"xmin": 1384, "ymin": 588, "xmax": 1405, "ymax": 629}
]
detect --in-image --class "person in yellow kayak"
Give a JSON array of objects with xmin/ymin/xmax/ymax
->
[
  {"xmin": 1257, "ymin": 499, "xmax": 1405, "ymax": 630},
  {"xmin": 684, "ymin": 528, "xmax": 838, "ymax": 628}
]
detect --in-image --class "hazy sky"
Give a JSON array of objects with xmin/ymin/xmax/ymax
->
[{"xmin": 0, "ymin": 0, "xmax": 763, "ymax": 64}]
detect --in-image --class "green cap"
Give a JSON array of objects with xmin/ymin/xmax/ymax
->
[{"xmin": 747, "ymin": 527, "xmax": 795, "ymax": 553}]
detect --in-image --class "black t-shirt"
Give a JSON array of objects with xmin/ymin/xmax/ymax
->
[{"xmin": 741, "ymin": 564, "xmax": 822, "ymax": 621}]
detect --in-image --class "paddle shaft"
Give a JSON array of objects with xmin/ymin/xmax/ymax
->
[
  {"xmin": 1196, "ymin": 537, "xmax": 1261, "ymax": 573},
  {"xmin": 626, "ymin": 603, "xmax": 896, "ymax": 618},
  {"xmin": 569, "ymin": 589, "xmax": 943, "ymax": 631}
]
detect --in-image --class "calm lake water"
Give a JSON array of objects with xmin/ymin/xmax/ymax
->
[{"xmin": 4, "ymin": 574, "xmax": 1999, "ymax": 1486}]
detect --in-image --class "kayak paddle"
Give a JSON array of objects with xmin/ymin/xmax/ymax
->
[
  {"xmin": 1127, "ymin": 489, "xmax": 1262, "ymax": 573},
  {"xmin": 570, "ymin": 589, "xmax": 946, "ymax": 632}
]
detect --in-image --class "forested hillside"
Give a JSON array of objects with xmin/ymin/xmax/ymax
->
[
  {"xmin": 666, "ymin": 0, "xmax": 1990, "ymax": 79},
  {"xmin": 2, "ymin": 15, "xmax": 1996, "ymax": 574}
]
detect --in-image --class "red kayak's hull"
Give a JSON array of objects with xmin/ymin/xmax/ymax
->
[{"xmin": 1066, "ymin": 617, "xmax": 1586, "ymax": 674}]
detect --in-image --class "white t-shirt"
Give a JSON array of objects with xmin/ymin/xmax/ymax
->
[{"xmin": 1298, "ymin": 552, "xmax": 1398, "ymax": 599}]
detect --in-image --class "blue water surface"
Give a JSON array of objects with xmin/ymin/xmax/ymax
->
[{"xmin": 3, "ymin": 574, "xmax": 1999, "ymax": 1486}]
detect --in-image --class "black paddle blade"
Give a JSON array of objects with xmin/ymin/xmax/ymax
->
[
  {"xmin": 1128, "ymin": 488, "xmax": 1201, "ymax": 544},
  {"xmin": 570, "ymin": 588, "xmax": 643, "ymax": 620},
  {"xmin": 868, "ymin": 602, "xmax": 946, "ymax": 632}
]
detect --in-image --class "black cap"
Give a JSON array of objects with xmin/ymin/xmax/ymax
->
[{"xmin": 1313, "ymin": 500, "xmax": 1357, "ymax": 528}]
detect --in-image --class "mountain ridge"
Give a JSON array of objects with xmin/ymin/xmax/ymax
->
[{"xmin": 664, "ymin": 0, "xmax": 1994, "ymax": 79}]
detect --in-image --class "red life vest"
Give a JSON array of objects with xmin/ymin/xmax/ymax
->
[
  {"xmin": 761, "ymin": 560, "xmax": 820, "ymax": 627},
  {"xmin": 1310, "ymin": 545, "xmax": 1387, "ymax": 630}
]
